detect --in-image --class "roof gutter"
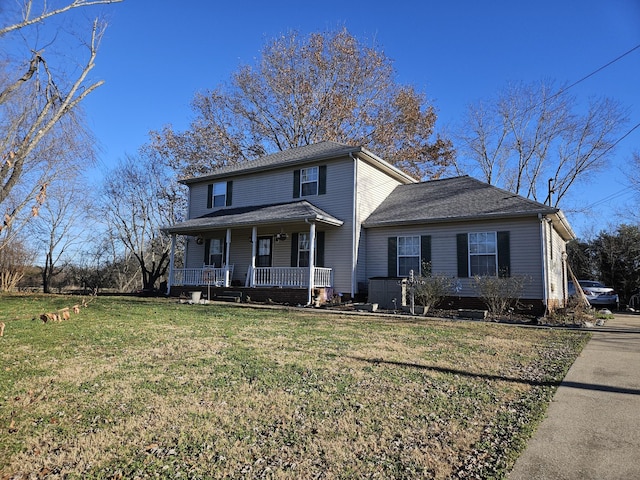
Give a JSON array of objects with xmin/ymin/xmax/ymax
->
[
  {"xmin": 553, "ymin": 210, "xmax": 576, "ymax": 241},
  {"xmin": 363, "ymin": 210, "xmax": 559, "ymax": 228}
]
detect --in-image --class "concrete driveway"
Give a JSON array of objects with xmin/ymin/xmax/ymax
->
[{"xmin": 509, "ymin": 313, "xmax": 640, "ymax": 479}]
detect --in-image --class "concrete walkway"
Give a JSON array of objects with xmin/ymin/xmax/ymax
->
[{"xmin": 509, "ymin": 314, "xmax": 640, "ymax": 479}]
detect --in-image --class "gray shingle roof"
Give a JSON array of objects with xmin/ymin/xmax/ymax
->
[
  {"xmin": 363, "ymin": 176, "xmax": 558, "ymax": 227},
  {"xmin": 180, "ymin": 141, "xmax": 362, "ymax": 184},
  {"xmin": 163, "ymin": 200, "xmax": 343, "ymax": 234}
]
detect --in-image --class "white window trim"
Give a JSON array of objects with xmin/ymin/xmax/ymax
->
[
  {"xmin": 298, "ymin": 232, "xmax": 310, "ymax": 267},
  {"xmin": 397, "ymin": 235, "xmax": 421, "ymax": 277},
  {"xmin": 468, "ymin": 231, "xmax": 498, "ymax": 277},
  {"xmin": 208, "ymin": 238, "xmax": 223, "ymax": 267},
  {"xmin": 300, "ymin": 166, "xmax": 318, "ymax": 197},
  {"xmin": 212, "ymin": 181, "xmax": 227, "ymax": 207}
]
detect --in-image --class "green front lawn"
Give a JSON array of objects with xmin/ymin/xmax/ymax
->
[{"xmin": 0, "ymin": 294, "xmax": 589, "ymax": 479}]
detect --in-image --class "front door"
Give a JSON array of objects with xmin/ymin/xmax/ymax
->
[{"xmin": 256, "ymin": 236, "xmax": 272, "ymax": 267}]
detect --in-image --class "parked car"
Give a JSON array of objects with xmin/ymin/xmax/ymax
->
[{"xmin": 568, "ymin": 280, "xmax": 619, "ymax": 309}]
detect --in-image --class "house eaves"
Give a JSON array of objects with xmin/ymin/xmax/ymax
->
[
  {"xmin": 179, "ymin": 141, "xmax": 417, "ymax": 186},
  {"xmin": 548, "ymin": 210, "xmax": 576, "ymax": 241},
  {"xmin": 363, "ymin": 210, "xmax": 559, "ymax": 228}
]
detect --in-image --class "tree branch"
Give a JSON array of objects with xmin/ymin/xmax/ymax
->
[{"xmin": 0, "ymin": 0, "xmax": 123, "ymax": 37}]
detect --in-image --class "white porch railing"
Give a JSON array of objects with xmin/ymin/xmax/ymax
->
[
  {"xmin": 313, "ymin": 267, "xmax": 332, "ymax": 288},
  {"xmin": 171, "ymin": 266, "xmax": 332, "ymax": 288},
  {"xmin": 172, "ymin": 265, "xmax": 233, "ymax": 287},
  {"xmin": 251, "ymin": 267, "xmax": 333, "ymax": 288}
]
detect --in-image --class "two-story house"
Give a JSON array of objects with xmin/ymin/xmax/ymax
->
[{"xmin": 163, "ymin": 141, "xmax": 575, "ymax": 314}]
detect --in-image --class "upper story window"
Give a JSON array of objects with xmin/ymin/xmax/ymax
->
[
  {"xmin": 300, "ymin": 167, "xmax": 318, "ymax": 196},
  {"xmin": 212, "ymin": 182, "xmax": 227, "ymax": 207},
  {"xmin": 468, "ymin": 232, "xmax": 497, "ymax": 276},
  {"xmin": 207, "ymin": 181, "xmax": 233, "ymax": 208},
  {"xmin": 397, "ymin": 235, "xmax": 421, "ymax": 277},
  {"xmin": 293, "ymin": 166, "xmax": 326, "ymax": 198}
]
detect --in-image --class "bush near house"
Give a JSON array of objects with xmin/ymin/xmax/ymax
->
[
  {"xmin": 409, "ymin": 266, "xmax": 457, "ymax": 314},
  {"xmin": 473, "ymin": 274, "xmax": 529, "ymax": 319}
]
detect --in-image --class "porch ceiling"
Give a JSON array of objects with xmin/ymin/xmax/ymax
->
[{"xmin": 163, "ymin": 200, "xmax": 344, "ymax": 234}]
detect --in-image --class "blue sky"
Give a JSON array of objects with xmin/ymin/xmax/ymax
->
[{"xmin": 77, "ymin": 0, "xmax": 640, "ymax": 237}]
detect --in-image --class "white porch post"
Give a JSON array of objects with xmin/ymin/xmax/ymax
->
[
  {"xmin": 307, "ymin": 222, "xmax": 316, "ymax": 305},
  {"xmin": 167, "ymin": 234, "xmax": 176, "ymax": 295},
  {"xmin": 250, "ymin": 226, "xmax": 257, "ymax": 287},
  {"xmin": 225, "ymin": 228, "xmax": 231, "ymax": 287}
]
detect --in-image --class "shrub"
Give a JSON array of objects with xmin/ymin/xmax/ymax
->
[
  {"xmin": 473, "ymin": 274, "xmax": 529, "ymax": 319},
  {"xmin": 408, "ymin": 265, "xmax": 456, "ymax": 314}
]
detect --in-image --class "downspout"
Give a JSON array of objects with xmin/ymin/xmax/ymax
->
[
  {"xmin": 350, "ymin": 152, "xmax": 358, "ymax": 299},
  {"xmin": 539, "ymin": 214, "xmax": 549, "ymax": 315},
  {"xmin": 167, "ymin": 234, "xmax": 176, "ymax": 295}
]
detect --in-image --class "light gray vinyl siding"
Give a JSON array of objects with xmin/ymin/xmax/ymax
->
[
  {"xmin": 354, "ymin": 159, "xmax": 407, "ymax": 291},
  {"xmin": 547, "ymin": 221, "xmax": 568, "ymax": 302},
  {"xmin": 364, "ymin": 217, "xmax": 546, "ymax": 299},
  {"xmin": 185, "ymin": 156, "xmax": 357, "ymax": 295},
  {"xmin": 310, "ymin": 158, "xmax": 354, "ymax": 294},
  {"xmin": 189, "ymin": 183, "xmax": 209, "ymax": 219},
  {"xmin": 185, "ymin": 239, "xmax": 205, "ymax": 269}
]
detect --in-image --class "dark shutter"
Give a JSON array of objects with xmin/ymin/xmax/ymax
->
[
  {"xmin": 293, "ymin": 170, "xmax": 301, "ymax": 198},
  {"xmin": 226, "ymin": 181, "xmax": 233, "ymax": 206},
  {"xmin": 318, "ymin": 165, "xmax": 327, "ymax": 195},
  {"xmin": 457, "ymin": 233, "xmax": 469, "ymax": 277},
  {"xmin": 290, "ymin": 232, "xmax": 299, "ymax": 267},
  {"xmin": 388, "ymin": 237, "xmax": 397, "ymax": 277},
  {"xmin": 315, "ymin": 231, "xmax": 325, "ymax": 267},
  {"xmin": 420, "ymin": 235, "xmax": 432, "ymax": 274},
  {"xmin": 497, "ymin": 231, "xmax": 511, "ymax": 277},
  {"xmin": 206, "ymin": 184, "xmax": 213, "ymax": 209},
  {"xmin": 203, "ymin": 239, "xmax": 210, "ymax": 264}
]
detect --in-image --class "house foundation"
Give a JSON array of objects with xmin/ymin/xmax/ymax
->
[{"xmin": 169, "ymin": 286, "xmax": 335, "ymax": 306}]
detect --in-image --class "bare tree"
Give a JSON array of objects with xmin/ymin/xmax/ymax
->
[
  {"xmin": 149, "ymin": 28, "xmax": 454, "ymax": 180},
  {"xmin": 94, "ymin": 232, "xmax": 142, "ymax": 292},
  {"xmin": 0, "ymin": 0, "xmax": 122, "ymax": 240},
  {"xmin": 0, "ymin": 230, "xmax": 33, "ymax": 291},
  {"xmin": 101, "ymin": 153, "xmax": 185, "ymax": 292},
  {"xmin": 455, "ymin": 81, "xmax": 628, "ymax": 206},
  {"xmin": 629, "ymin": 151, "xmax": 640, "ymax": 197},
  {"xmin": 614, "ymin": 150, "xmax": 640, "ymax": 226},
  {"xmin": 28, "ymin": 179, "xmax": 92, "ymax": 293}
]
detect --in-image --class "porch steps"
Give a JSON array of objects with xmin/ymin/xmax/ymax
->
[{"xmin": 216, "ymin": 291, "xmax": 243, "ymax": 303}]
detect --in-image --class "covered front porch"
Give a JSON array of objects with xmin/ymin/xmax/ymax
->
[{"xmin": 163, "ymin": 201, "xmax": 344, "ymax": 305}]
